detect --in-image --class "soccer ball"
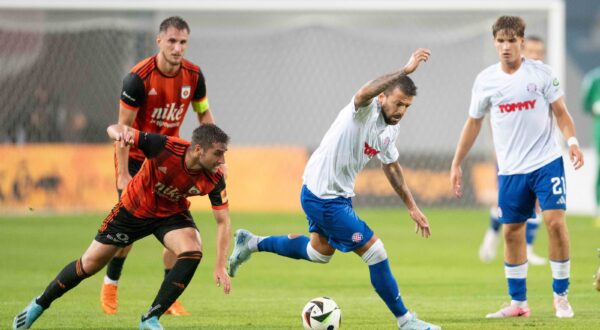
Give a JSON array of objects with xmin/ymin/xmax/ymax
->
[{"xmin": 301, "ymin": 296, "xmax": 342, "ymax": 330}]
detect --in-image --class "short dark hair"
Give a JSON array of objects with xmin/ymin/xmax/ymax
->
[
  {"xmin": 159, "ymin": 16, "xmax": 190, "ymax": 34},
  {"xmin": 492, "ymin": 16, "xmax": 526, "ymax": 38},
  {"xmin": 191, "ymin": 124, "xmax": 230, "ymax": 150},
  {"xmin": 384, "ymin": 75, "xmax": 417, "ymax": 97}
]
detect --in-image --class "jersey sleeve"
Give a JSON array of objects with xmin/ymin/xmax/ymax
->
[
  {"xmin": 377, "ymin": 131, "xmax": 400, "ymax": 164},
  {"xmin": 352, "ymin": 97, "xmax": 376, "ymax": 122},
  {"xmin": 468, "ymin": 75, "xmax": 490, "ymax": 119},
  {"xmin": 377, "ymin": 145, "xmax": 399, "ymax": 164},
  {"xmin": 542, "ymin": 65, "xmax": 564, "ymax": 104},
  {"xmin": 120, "ymin": 72, "xmax": 146, "ymax": 111},
  {"xmin": 135, "ymin": 131, "xmax": 167, "ymax": 159},
  {"xmin": 208, "ymin": 176, "xmax": 229, "ymax": 210},
  {"xmin": 191, "ymin": 70, "xmax": 210, "ymax": 113}
]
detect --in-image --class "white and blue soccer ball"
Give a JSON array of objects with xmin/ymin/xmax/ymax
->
[{"xmin": 301, "ymin": 296, "xmax": 342, "ymax": 330}]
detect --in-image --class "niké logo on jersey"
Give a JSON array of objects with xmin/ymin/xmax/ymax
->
[
  {"xmin": 155, "ymin": 182, "xmax": 184, "ymax": 201},
  {"xmin": 151, "ymin": 103, "xmax": 185, "ymax": 122},
  {"xmin": 498, "ymin": 99, "xmax": 536, "ymax": 113},
  {"xmin": 364, "ymin": 142, "xmax": 380, "ymax": 158}
]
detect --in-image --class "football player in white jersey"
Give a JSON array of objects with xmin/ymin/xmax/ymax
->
[
  {"xmin": 228, "ymin": 48, "xmax": 441, "ymax": 330},
  {"xmin": 451, "ymin": 16, "xmax": 584, "ymax": 319},
  {"xmin": 479, "ymin": 35, "xmax": 548, "ymax": 266}
]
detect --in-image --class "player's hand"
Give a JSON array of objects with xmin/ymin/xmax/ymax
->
[
  {"xmin": 569, "ymin": 145, "xmax": 584, "ymax": 170},
  {"xmin": 450, "ymin": 164, "xmax": 463, "ymax": 198},
  {"xmin": 409, "ymin": 207, "xmax": 431, "ymax": 238},
  {"xmin": 214, "ymin": 267, "xmax": 231, "ymax": 294},
  {"xmin": 107, "ymin": 124, "xmax": 134, "ymax": 147},
  {"xmin": 116, "ymin": 128, "xmax": 134, "ymax": 147},
  {"xmin": 117, "ymin": 173, "xmax": 133, "ymax": 191},
  {"xmin": 402, "ymin": 48, "xmax": 431, "ymax": 75}
]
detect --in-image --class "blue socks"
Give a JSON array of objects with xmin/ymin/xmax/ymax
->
[
  {"xmin": 258, "ymin": 237, "xmax": 408, "ymax": 317},
  {"xmin": 257, "ymin": 235, "xmax": 310, "ymax": 260},
  {"xmin": 505, "ymin": 262, "xmax": 528, "ymax": 302},
  {"xmin": 369, "ymin": 260, "xmax": 408, "ymax": 317},
  {"xmin": 550, "ymin": 260, "xmax": 570, "ymax": 295}
]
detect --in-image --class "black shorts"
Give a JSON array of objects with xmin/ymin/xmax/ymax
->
[
  {"xmin": 115, "ymin": 157, "xmax": 144, "ymax": 199},
  {"xmin": 95, "ymin": 202, "xmax": 197, "ymax": 247}
]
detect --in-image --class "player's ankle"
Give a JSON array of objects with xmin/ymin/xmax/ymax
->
[{"xmin": 104, "ymin": 275, "xmax": 119, "ymax": 285}]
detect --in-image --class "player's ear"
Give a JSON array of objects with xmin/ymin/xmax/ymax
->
[{"xmin": 195, "ymin": 144, "xmax": 204, "ymax": 155}]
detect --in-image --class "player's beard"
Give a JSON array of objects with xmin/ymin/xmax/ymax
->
[{"xmin": 381, "ymin": 106, "xmax": 402, "ymax": 125}]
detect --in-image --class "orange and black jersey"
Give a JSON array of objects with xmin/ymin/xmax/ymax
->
[
  {"xmin": 121, "ymin": 131, "xmax": 227, "ymax": 219},
  {"xmin": 120, "ymin": 56, "xmax": 210, "ymax": 161}
]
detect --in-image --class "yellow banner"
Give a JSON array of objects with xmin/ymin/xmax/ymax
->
[{"xmin": 0, "ymin": 145, "xmax": 306, "ymax": 214}]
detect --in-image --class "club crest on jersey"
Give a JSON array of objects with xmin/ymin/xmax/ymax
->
[
  {"xmin": 527, "ymin": 83, "xmax": 537, "ymax": 93},
  {"xmin": 364, "ymin": 142, "xmax": 380, "ymax": 158},
  {"xmin": 181, "ymin": 86, "xmax": 191, "ymax": 99},
  {"xmin": 383, "ymin": 136, "xmax": 391, "ymax": 146}
]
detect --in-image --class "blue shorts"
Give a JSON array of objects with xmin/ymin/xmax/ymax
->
[
  {"xmin": 498, "ymin": 157, "xmax": 566, "ymax": 224},
  {"xmin": 300, "ymin": 185, "xmax": 374, "ymax": 252}
]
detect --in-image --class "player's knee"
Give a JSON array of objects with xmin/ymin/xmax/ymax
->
[
  {"xmin": 306, "ymin": 243, "xmax": 333, "ymax": 264},
  {"xmin": 545, "ymin": 221, "xmax": 568, "ymax": 241},
  {"xmin": 177, "ymin": 251, "xmax": 203, "ymax": 265},
  {"xmin": 80, "ymin": 256, "xmax": 103, "ymax": 276},
  {"xmin": 361, "ymin": 239, "xmax": 387, "ymax": 266}
]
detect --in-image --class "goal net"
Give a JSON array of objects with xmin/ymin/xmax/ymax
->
[{"xmin": 0, "ymin": 0, "xmax": 564, "ymax": 209}]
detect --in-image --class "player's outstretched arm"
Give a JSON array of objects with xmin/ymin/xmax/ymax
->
[
  {"xmin": 212, "ymin": 208, "xmax": 232, "ymax": 294},
  {"xmin": 106, "ymin": 124, "xmax": 137, "ymax": 147},
  {"xmin": 450, "ymin": 117, "xmax": 483, "ymax": 198},
  {"xmin": 354, "ymin": 48, "xmax": 430, "ymax": 108},
  {"xmin": 115, "ymin": 106, "xmax": 138, "ymax": 191},
  {"xmin": 382, "ymin": 161, "xmax": 431, "ymax": 238},
  {"xmin": 197, "ymin": 108, "xmax": 215, "ymax": 125},
  {"xmin": 551, "ymin": 96, "xmax": 584, "ymax": 170}
]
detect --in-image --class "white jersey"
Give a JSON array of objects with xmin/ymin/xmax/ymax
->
[
  {"xmin": 469, "ymin": 58, "xmax": 563, "ymax": 175},
  {"xmin": 303, "ymin": 97, "xmax": 400, "ymax": 199}
]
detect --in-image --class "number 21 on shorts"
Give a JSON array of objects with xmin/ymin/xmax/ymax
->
[{"xmin": 551, "ymin": 176, "xmax": 566, "ymax": 195}]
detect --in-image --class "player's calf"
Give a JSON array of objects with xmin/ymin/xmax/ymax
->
[
  {"xmin": 142, "ymin": 251, "xmax": 202, "ymax": 320},
  {"xmin": 228, "ymin": 229, "xmax": 331, "ymax": 277},
  {"xmin": 36, "ymin": 258, "xmax": 91, "ymax": 309},
  {"xmin": 360, "ymin": 239, "xmax": 411, "ymax": 324}
]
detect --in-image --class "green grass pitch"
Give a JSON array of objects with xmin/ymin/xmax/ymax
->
[{"xmin": 1, "ymin": 209, "xmax": 599, "ymax": 329}]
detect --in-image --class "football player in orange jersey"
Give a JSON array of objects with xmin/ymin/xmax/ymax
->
[
  {"xmin": 13, "ymin": 123, "xmax": 232, "ymax": 330},
  {"xmin": 104, "ymin": 16, "xmax": 217, "ymax": 316}
]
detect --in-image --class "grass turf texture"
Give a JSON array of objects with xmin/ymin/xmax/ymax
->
[{"xmin": 1, "ymin": 209, "xmax": 599, "ymax": 329}]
